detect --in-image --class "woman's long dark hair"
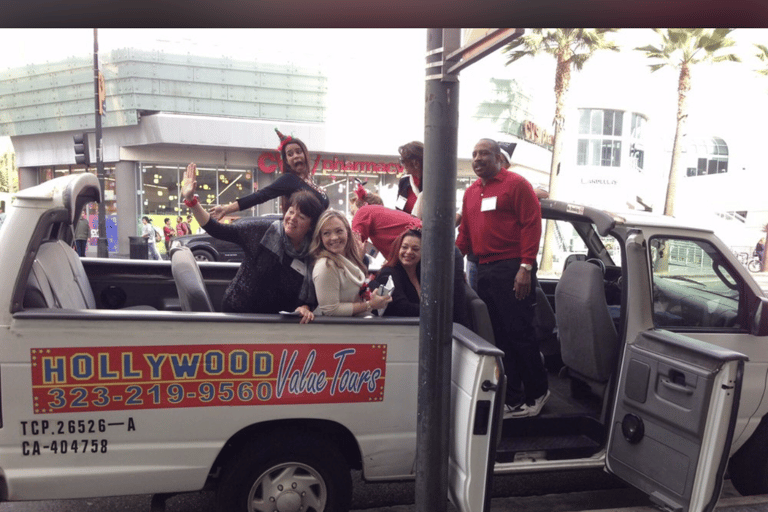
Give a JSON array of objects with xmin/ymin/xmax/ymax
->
[{"xmin": 382, "ymin": 227, "xmax": 422, "ymax": 269}]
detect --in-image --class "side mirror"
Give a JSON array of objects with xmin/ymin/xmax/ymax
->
[{"xmin": 752, "ymin": 297, "xmax": 768, "ymax": 336}]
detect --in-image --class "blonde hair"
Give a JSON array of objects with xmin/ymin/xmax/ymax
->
[{"xmin": 310, "ymin": 210, "xmax": 367, "ymax": 273}]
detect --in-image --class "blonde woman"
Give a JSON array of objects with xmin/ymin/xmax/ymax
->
[{"xmin": 310, "ymin": 210, "xmax": 391, "ymax": 316}]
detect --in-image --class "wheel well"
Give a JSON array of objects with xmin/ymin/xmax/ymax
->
[
  {"xmin": 191, "ymin": 246, "xmax": 216, "ymax": 260},
  {"xmin": 206, "ymin": 419, "xmax": 362, "ymax": 487}
]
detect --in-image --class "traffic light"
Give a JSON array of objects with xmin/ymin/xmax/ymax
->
[{"xmin": 73, "ymin": 133, "xmax": 90, "ymax": 166}]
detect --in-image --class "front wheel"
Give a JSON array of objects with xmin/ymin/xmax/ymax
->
[
  {"xmin": 748, "ymin": 258, "xmax": 762, "ymax": 273},
  {"xmin": 217, "ymin": 434, "xmax": 352, "ymax": 512},
  {"xmin": 192, "ymin": 249, "xmax": 214, "ymax": 262}
]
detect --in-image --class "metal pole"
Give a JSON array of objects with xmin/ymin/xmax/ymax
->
[
  {"xmin": 93, "ymin": 28, "xmax": 109, "ymax": 258},
  {"xmin": 415, "ymin": 28, "xmax": 460, "ymax": 512}
]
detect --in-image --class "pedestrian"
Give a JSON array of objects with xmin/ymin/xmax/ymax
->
[
  {"xmin": 141, "ymin": 216, "xmax": 161, "ymax": 260},
  {"xmin": 176, "ymin": 216, "xmax": 187, "ymax": 237},
  {"xmin": 74, "ymin": 212, "xmax": 89, "ymax": 257},
  {"xmin": 756, "ymin": 237, "xmax": 765, "ymax": 263},
  {"xmin": 456, "ymin": 138, "xmax": 548, "ymax": 418},
  {"xmin": 163, "ymin": 218, "xmax": 174, "ymax": 252}
]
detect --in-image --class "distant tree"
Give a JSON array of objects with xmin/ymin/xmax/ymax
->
[
  {"xmin": 502, "ymin": 28, "xmax": 619, "ymax": 273},
  {"xmin": 0, "ymin": 151, "xmax": 17, "ymax": 194},
  {"xmin": 635, "ymin": 29, "xmax": 740, "ymax": 217}
]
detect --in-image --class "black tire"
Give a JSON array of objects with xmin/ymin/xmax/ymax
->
[
  {"xmin": 729, "ymin": 415, "xmax": 768, "ymax": 495},
  {"xmin": 217, "ymin": 433, "xmax": 352, "ymax": 512},
  {"xmin": 748, "ymin": 259, "xmax": 762, "ymax": 273},
  {"xmin": 192, "ymin": 249, "xmax": 214, "ymax": 262}
]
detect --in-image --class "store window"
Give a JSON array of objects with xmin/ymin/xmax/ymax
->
[
  {"xmin": 140, "ymin": 164, "xmax": 255, "ymax": 219},
  {"xmin": 685, "ymin": 137, "xmax": 729, "ymax": 177},
  {"xmin": 40, "ymin": 166, "xmax": 119, "ymax": 252},
  {"xmin": 577, "ymin": 109, "xmax": 623, "ymax": 167}
]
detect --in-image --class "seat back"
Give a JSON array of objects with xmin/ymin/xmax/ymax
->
[
  {"xmin": 534, "ymin": 286, "xmax": 558, "ymax": 357},
  {"xmin": 554, "ymin": 261, "xmax": 618, "ymax": 383},
  {"xmin": 463, "ymin": 282, "xmax": 495, "ymax": 344},
  {"xmin": 171, "ymin": 246, "xmax": 214, "ymax": 312},
  {"xmin": 26, "ymin": 240, "xmax": 96, "ymax": 309}
]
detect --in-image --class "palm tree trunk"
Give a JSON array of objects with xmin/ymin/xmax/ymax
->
[
  {"xmin": 539, "ymin": 54, "xmax": 570, "ymax": 273},
  {"xmin": 664, "ymin": 63, "xmax": 691, "ymax": 217}
]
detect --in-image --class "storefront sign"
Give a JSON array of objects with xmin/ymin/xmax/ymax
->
[
  {"xmin": 256, "ymin": 152, "xmax": 403, "ymax": 175},
  {"xmin": 523, "ymin": 120, "xmax": 554, "ymax": 148},
  {"xmin": 31, "ymin": 344, "xmax": 387, "ymax": 413}
]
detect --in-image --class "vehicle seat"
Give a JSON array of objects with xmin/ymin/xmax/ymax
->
[
  {"xmin": 24, "ymin": 240, "xmax": 97, "ymax": 309},
  {"xmin": 463, "ymin": 282, "xmax": 495, "ymax": 344},
  {"xmin": 554, "ymin": 261, "xmax": 618, "ymax": 391},
  {"xmin": 534, "ymin": 286, "xmax": 559, "ymax": 369},
  {"xmin": 171, "ymin": 246, "xmax": 214, "ymax": 312},
  {"xmin": 562, "ymin": 253, "xmax": 587, "ymax": 272}
]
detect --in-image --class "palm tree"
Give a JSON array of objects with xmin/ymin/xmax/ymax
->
[
  {"xmin": 635, "ymin": 29, "xmax": 740, "ymax": 217},
  {"xmin": 502, "ymin": 29, "xmax": 619, "ymax": 273},
  {"xmin": 756, "ymin": 43, "xmax": 768, "ymax": 75}
]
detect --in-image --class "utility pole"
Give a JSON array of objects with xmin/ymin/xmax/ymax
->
[
  {"xmin": 416, "ymin": 28, "xmax": 460, "ymax": 512},
  {"xmin": 92, "ymin": 28, "xmax": 109, "ymax": 258},
  {"xmin": 416, "ymin": 28, "xmax": 523, "ymax": 512}
]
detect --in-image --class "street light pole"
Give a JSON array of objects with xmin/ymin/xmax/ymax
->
[
  {"xmin": 92, "ymin": 28, "xmax": 109, "ymax": 258},
  {"xmin": 415, "ymin": 28, "xmax": 460, "ymax": 512}
]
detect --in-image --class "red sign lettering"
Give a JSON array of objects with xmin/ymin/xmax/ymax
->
[{"xmin": 257, "ymin": 152, "xmax": 281, "ymax": 174}]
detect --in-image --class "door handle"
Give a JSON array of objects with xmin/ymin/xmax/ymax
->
[{"xmin": 661, "ymin": 378, "xmax": 694, "ymax": 395}]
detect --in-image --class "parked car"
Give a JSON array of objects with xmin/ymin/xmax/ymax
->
[
  {"xmin": 169, "ymin": 214, "xmax": 282, "ymax": 262},
  {"xmin": 3, "ymin": 172, "xmax": 768, "ymax": 512}
]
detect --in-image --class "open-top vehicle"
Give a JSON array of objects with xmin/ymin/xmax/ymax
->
[{"xmin": 0, "ymin": 172, "xmax": 766, "ymax": 512}]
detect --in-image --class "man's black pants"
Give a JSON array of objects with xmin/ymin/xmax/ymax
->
[{"xmin": 477, "ymin": 258, "xmax": 548, "ymax": 405}]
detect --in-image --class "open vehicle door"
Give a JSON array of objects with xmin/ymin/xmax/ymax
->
[
  {"xmin": 606, "ymin": 327, "xmax": 746, "ymax": 512},
  {"xmin": 448, "ymin": 325, "xmax": 505, "ymax": 512}
]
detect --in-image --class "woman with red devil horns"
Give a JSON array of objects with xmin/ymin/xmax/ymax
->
[{"xmin": 208, "ymin": 128, "xmax": 329, "ymax": 220}]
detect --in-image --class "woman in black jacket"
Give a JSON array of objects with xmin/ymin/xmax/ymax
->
[
  {"xmin": 183, "ymin": 163, "xmax": 324, "ymax": 322},
  {"xmin": 209, "ymin": 128, "xmax": 329, "ymax": 220},
  {"xmin": 374, "ymin": 227, "xmax": 467, "ymax": 325}
]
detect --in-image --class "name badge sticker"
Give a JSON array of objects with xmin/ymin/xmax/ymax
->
[
  {"xmin": 481, "ymin": 197, "xmax": 497, "ymax": 212},
  {"xmin": 291, "ymin": 258, "xmax": 307, "ymax": 276},
  {"xmin": 395, "ymin": 195, "xmax": 407, "ymax": 209}
]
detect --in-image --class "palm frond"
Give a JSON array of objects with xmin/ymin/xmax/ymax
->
[{"xmin": 711, "ymin": 53, "xmax": 741, "ymax": 63}]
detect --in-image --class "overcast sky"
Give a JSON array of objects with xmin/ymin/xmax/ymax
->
[{"xmin": 1, "ymin": 29, "xmax": 767, "ymax": 162}]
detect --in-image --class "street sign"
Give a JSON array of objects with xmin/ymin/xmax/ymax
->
[{"xmin": 446, "ymin": 28, "xmax": 524, "ymax": 75}]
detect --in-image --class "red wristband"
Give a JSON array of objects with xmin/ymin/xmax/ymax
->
[{"xmin": 184, "ymin": 195, "xmax": 199, "ymax": 208}]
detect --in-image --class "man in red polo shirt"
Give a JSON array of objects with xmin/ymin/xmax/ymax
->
[{"xmin": 456, "ymin": 138, "xmax": 548, "ymax": 418}]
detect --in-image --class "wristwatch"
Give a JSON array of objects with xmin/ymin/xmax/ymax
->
[{"xmin": 520, "ymin": 263, "xmax": 532, "ymax": 272}]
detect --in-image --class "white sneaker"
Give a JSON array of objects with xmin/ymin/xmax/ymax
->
[{"xmin": 503, "ymin": 390, "xmax": 550, "ymax": 419}]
